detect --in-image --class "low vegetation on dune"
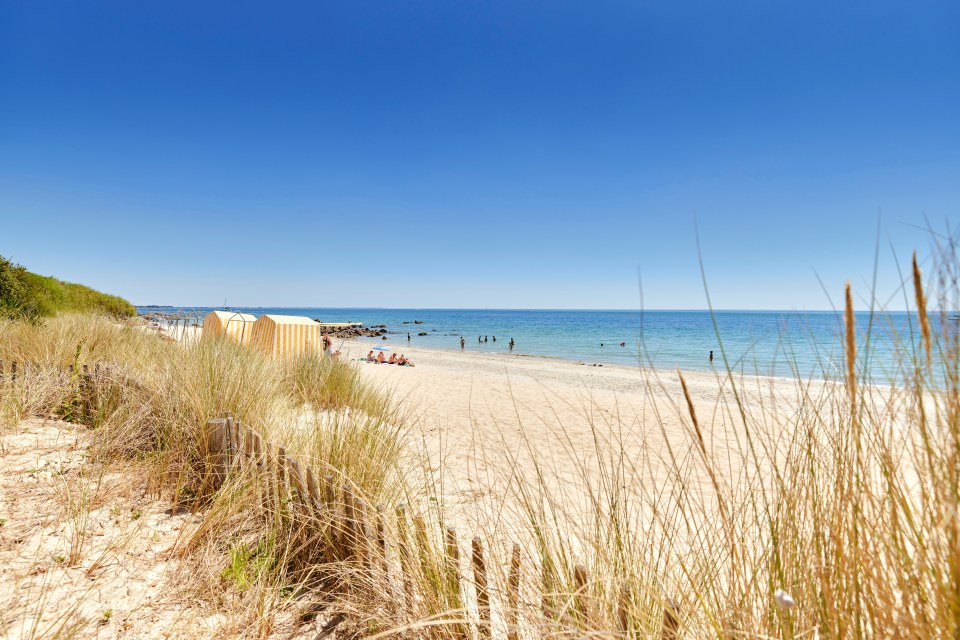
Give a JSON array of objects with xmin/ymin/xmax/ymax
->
[
  {"xmin": 2, "ymin": 243, "xmax": 960, "ymax": 639},
  {"xmin": 0, "ymin": 255, "xmax": 136, "ymax": 321}
]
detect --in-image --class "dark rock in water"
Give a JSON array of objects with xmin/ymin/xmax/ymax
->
[
  {"xmin": 414, "ymin": 320, "xmax": 424, "ymax": 324},
  {"xmin": 417, "ymin": 332, "xmax": 428, "ymax": 336},
  {"xmin": 324, "ymin": 325, "xmax": 388, "ymax": 338},
  {"xmin": 382, "ymin": 336, "xmax": 388, "ymax": 340}
]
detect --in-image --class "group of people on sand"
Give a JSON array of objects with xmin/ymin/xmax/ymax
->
[{"xmin": 366, "ymin": 350, "xmax": 415, "ymax": 367}]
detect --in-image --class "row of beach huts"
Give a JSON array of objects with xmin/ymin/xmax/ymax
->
[{"xmin": 200, "ymin": 310, "xmax": 358, "ymax": 358}]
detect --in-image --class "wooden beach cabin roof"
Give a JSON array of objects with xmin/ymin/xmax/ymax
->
[
  {"xmin": 201, "ymin": 310, "xmax": 257, "ymax": 344},
  {"xmin": 249, "ymin": 314, "xmax": 323, "ymax": 358}
]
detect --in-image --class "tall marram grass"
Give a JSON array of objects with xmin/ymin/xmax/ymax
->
[
  {"xmin": 5, "ymin": 238, "xmax": 960, "ymax": 639},
  {"xmin": 467, "ymin": 243, "xmax": 960, "ymax": 639},
  {"xmin": 0, "ymin": 313, "xmax": 408, "ymax": 631}
]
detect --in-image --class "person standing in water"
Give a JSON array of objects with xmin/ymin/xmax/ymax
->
[
  {"xmin": 407, "ymin": 333, "xmax": 411, "ymax": 342},
  {"xmin": 709, "ymin": 350, "xmax": 714, "ymax": 364},
  {"xmin": 460, "ymin": 337, "xmax": 465, "ymax": 349},
  {"xmin": 509, "ymin": 338, "xmax": 514, "ymax": 351}
]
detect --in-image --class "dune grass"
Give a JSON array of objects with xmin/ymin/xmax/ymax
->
[{"xmin": 2, "ymin": 243, "xmax": 960, "ymax": 638}]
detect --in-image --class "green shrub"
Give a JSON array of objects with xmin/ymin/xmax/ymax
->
[{"xmin": 0, "ymin": 255, "xmax": 135, "ymax": 320}]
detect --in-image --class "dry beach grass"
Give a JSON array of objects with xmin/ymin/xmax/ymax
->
[{"xmin": 1, "ymin": 247, "xmax": 959, "ymax": 638}]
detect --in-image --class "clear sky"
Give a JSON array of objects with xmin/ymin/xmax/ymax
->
[{"xmin": 1, "ymin": 1, "xmax": 957, "ymax": 309}]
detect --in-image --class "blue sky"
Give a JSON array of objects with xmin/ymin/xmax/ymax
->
[{"xmin": 1, "ymin": 1, "xmax": 957, "ymax": 309}]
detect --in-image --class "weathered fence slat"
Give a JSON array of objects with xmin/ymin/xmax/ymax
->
[
  {"xmin": 375, "ymin": 506, "xmax": 390, "ymax": 577},
  {"xmin": 413, "ymin": 513, "xmax": 433, "ymax": 583},
  {"xmin": 354, "ymin": 497, "xmax": 370, "ymax": 568},
  {"xmin": 444, "ymin": 527, "xmax": 467, "ymax": 640},
  {"xmin": 204, "ymin": 418, "xmax": 229, "ymax": 494},
  {"xmin": 618, "ymin": 584, "xmax": 631, "ymax": 636},
  {"xmin": 306, "ymin": 465, "xmax": 321, "ymax": 513},
  {"xmin": 507, "ymin": 543, "xmax": 521, "ymax": 640},
  {"xmin": 396, "ymin": 507, "xmax": 416, "ymax": 615},
  {"xmin": 573, "ymin": 564, "xmax": 590, "ymax": 627},
  {"xmin": 343, "ymin": 483, "xmax": 359, "ymax": 561},
  {"xmin": 276, "ymin": 446, "xmax": 289, "ymax": 504},
  {"xmin": 661, "ymin": 599, "xmax": 680, "ymax": 640},
  {"xmin": 472, "ymin": 536, "xmax": 491, "ymax": 639}
]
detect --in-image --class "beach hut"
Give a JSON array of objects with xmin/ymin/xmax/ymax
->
[
  {"xmin": 249, "ymin": 314, "xmax": 324, "ymax": 358},
  {"xmin": 201, "ymin": 310, "xmax": 257, "ymax": 344}
]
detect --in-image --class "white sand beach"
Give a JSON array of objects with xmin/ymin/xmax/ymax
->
[{"xmin": 337, "ymin": 338, "xmax": 819, "ymax": 539}]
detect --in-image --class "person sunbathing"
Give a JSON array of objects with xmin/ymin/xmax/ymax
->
[
  {"xmin": 397, "ymin": 354, "xmax": 415, "ymax": 367},
  {"xmin": 376, "ymin": 352, "xmax": 386, "ymax": 364},
  {"xmin": 366, "ymin": 350, "xmax": 375, "ymax": 362},
  {"xmin": 388, "ymin": 353, "xmax": 398, "ymax": 364}
]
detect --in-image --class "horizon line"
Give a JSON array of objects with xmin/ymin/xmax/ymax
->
[{"xmin": 134, "ymin": 305, "xmax": 910, "ymax": 314}]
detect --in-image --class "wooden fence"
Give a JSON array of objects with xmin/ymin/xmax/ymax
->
[
  {"xmin": 204, "ymin": 413, "xmax": 682, "ymax": 639},
  {"xmin": 0, "ymin": 359, "xmax": 680, "ymax": 638}
]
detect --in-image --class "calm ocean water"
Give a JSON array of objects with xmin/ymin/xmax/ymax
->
[{"xmin": 137, "ymin": 307, "xmax": 919, "ymax": 380}]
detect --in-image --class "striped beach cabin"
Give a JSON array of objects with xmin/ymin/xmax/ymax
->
[
  {"xmin": 201, "ymin": 310, "xmax": 257, "ymax": 344},
  {"xmin": 249, "ymin": 314, "xmax": 323, "ymax": 358}
]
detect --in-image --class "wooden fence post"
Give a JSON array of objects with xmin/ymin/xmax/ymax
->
[
  {"xmin": 375, "ymin": 506, "xmax": 390, "ymax": 578},
  {"xmin": 343, "ymin": 483, "xmax": 358, "ymax": 561},
  {"xmin": 507, "ymin": 543, "xmax": 521, "ymax": 640},
  {"xmin": 354, "ymin": 497, "xmax": 370, "ymax": 568},
  {"xmin": 541, "ymin": 556, "xmax": 556, "ymax": 631},
  {"xmin": 242, "ymin": 424, "xmax": 253, "ymax": 460},
  {"xmin": 573, "ymin": 564, "xmax": 590, "ymax": 626},
  {"xmin": 221, "ymin": 415, "xmax": 233, "ymax": 467},
  {"xmin": 249, "ymin": 429, "xmax": 266, "ymax": 507},
  {"xmin": 229, "ymin": 418, "xmax": 241, "ymax": 467},
  {"xmin": 472, "ymin": 537, "xmax": 491, "ymax": 639},
  {"xmin": 305, "ymin": 465, "xmax": 321, "ymax": 515},
  {"xmin": 661, "ymin": 599, "xmax": 680, "ymax": 640},
  {"xmin": 413, "ymin": 513, "xmax": 434, "ymax": 584},
  {"xmin": 287, "ymin": 458, "xmax": 308, "ymax": 514},
  {"xmin": 618, "ymin": 584, "xmax": 631, "ymax": 637},
  {"xmin": 444, "ymin": 527, "xmax": 467, "ymax": 640},
  {"xmin": 325, "ymin": 474, "xmax": 341, "ymax": 558},
  {"xmin": 276, "ymin": 447, "xmax": 289, "ymax": 510},
  {"xmin": 204, "ymin": 418, "xmax": 229, "ymax": 494},
  {"xmin": 264, "ymin": 444, "xmax": 278, "ymax": 515},
  {"xmin": 396, "ymin": 507, "xmax": 415, "ymax": 615}
]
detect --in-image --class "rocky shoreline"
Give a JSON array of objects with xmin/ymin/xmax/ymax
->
[{"xmin": 320, "ymin": 323, "xmax": 388, "ymax": 338}]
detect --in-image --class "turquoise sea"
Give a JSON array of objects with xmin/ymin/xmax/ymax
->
[{"xmin": 136, "ymin": 307, "xmax": 921, "ymax": 381}]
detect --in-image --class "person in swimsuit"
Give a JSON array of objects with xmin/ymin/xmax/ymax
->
[{"xmin": 321, "ymin": 333, "xmax": 333, "ymax": 357}]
